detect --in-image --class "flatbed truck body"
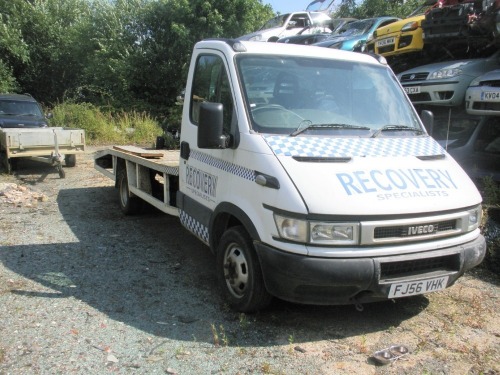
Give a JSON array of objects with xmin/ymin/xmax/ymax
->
[{"xmin": 94, "ymin": 39, "xmax": 486, "ymax": 312}]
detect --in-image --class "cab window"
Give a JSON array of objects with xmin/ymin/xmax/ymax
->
[{"xmin": 190, "ymin": 54, "xmax": 235, "ymax": 133}]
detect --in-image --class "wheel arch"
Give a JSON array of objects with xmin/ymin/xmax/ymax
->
[{"xmin": 210, "ymin": 202, "xmax": 261, "ymax": 254}]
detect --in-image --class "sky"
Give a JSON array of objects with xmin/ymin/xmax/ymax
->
[
  {"xmin": 265, "ymin": 0, "xmax": 315, "ymax": 14},
  {"xmin": 264, "ymin": 0, "xmax": 308, "ymax": 14}
]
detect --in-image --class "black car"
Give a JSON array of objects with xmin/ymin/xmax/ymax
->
[{"xmin": 0, "ymin": 94, "xmax": 49, "ymax": 128}]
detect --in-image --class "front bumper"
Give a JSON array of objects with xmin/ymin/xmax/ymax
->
[
  {"xmin": 255, "ymin": 235, "xmax": 486, "ymax": 305},
  {"xmin": 465, "ymin": 86, "xmax": 500, "ymax": 116},
  {"xmin": 403, "ymin": 81, "xmax": 468, "ymax": 106},
  {"xmin": 375, "ymin": 31, "xmax": 424, "ymax": 57}
]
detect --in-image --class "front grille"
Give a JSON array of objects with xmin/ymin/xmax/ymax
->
[
  {"xmin": 380, "ymin": 254, "xmax": 460, "ymax": 279},
  {"xmin": 378, "ymin": 45, "xmax": 395, "ymax": 54},
  {"xmin": 374, "ymin": 219, "xmax": 456, "ymax": 239},
  {"xmin": 473, "ymin": 101, "xmax": 500, "ymax": 111},
  {"xmin": 480, "ymin": 80, "xmax": 500, "ymax": 87},
  {"xmin": 400, "ymin": 72, "xmax": 429, "ymax": 82},
  {"xmin": 408, "ymin": 92, "xmax": 431, "ymax": 101}
]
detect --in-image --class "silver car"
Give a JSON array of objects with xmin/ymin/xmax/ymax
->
[
  {"xmin": 417, "ymin": 105, "xmax": 500, "ymax": 182},
  {"xmin": 465, "ymin": 69, "xmax": 500, "ymax": 116},
  {"xmin": 398, "ymin": 51, "xmax": 500, "ymax": 106}
]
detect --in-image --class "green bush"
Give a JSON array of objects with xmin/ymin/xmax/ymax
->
[
  {"xmin": 480, "ymin": 176, "xmax": 500, "ymax": 274},
  {"xmin": 50, "ymin": 102, "xmax": 163, "ymax": 145}
]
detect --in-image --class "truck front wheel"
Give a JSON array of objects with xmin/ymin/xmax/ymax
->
[
  {"xmin": 117, "ymin": 170, "xmax": 142, "ymax": 215},
  {"xmin": 217, "ymin": 226, "xmax": 272, "ymax": 312}
]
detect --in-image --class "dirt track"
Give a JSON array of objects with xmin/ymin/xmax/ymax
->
[{"xmin": 0, "ymin": 147, "xmax": 499, "ymax": 374}]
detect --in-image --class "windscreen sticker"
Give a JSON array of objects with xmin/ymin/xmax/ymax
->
[
  {"xmin": 263, "ymin": 136, "xmax": 444, "ymax": 158},
  {"xmin": 336, "ymin": 168, "xmax": 458, "ymax": 200}
]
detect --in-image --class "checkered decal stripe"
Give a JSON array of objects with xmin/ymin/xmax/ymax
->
[
  {"xmin": 180, "ymin": 210, "xmax": 209, "ymax": 244},
  {"xmin": 263, "ymin": 136, "xmax": 445, "ymax": 158},
  {"xmin": 163, "ymin": 166, "xmax": 179, "ymax": 176},
  {"xmin": 190, "ymin": 150, "xmax": 255, "ymax": 181}
]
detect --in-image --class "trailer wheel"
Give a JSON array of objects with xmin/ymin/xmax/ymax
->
[
  {"xmin": 0, "ymin": 152, "xmax": 13, "ymax": 174},
  {"xmin": 57, "ymin": 164, "xmax": 65, "ymax": 178},
  {"xmin": 217, "ymin": 226, "xmax": 272, "ymax": 312},
  {"xmin": 117, "ymin": 170, "xmax": 142, "ymax": 215},
  {"xmin": 64, "ymin": 154, "xmax": 76, "ymax": 167}
]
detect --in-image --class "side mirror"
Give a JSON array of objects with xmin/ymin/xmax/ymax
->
[
  {"xmin": 198, "ymin": 102, "xmax": 229, "ymax": 149},
  {"xmin": 287, "ymin": 21, "xmax": 297, "ymax": 29},
  {"xmin": 420, "ymin": 110, "xmax": 434, "ymax": 136}
]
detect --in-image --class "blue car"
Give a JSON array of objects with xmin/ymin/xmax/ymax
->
[{"xmin": 313, "ymin": 17, "xmax": 400, "ymax": 52}]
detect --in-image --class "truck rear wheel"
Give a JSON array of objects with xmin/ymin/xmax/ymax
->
[
  {"xmin": 117, "ymin": 170, "xmax": 142, "ymax": 215},
  {"xmin": 217, "ymin": 226, "xmax": 272, "ymax": 312}
]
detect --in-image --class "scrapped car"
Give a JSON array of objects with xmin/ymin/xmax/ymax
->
[
  {"xmin": 422, "ymin": 0, "xmax": 500, "ymax": 53},
  {"xmin": 465, "ymin": 69, "xmax": 500, "ymax": 115},
  {"xmin": 0, "ymin": 94, "xmax": 49, "ymax": 128},
  {"xmin": 398, "ymin": 51, "xmax": 500, "ymax": 106},
  {"xmin": 329, "ymin": 17, "xmax": 358, "ymax": 34},
  {"xmin": 417, "ymin": 105, "xmax": 500, "ymax": 182},
  {"xmin": 277, "ymin": 18, "xmax": 357, "ymax": 45},
  {"xmin": 238, "ymin": 12, "xmax": 331, "ymax": 42},
  {"xmin": 373, "ymin": 0, "xmax": 438, "ymax": 57},
  {"xmin": 313, "ymin": 17, "xmax": 400, "ymax": 52}
]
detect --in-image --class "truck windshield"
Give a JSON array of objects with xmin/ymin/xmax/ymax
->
[{"xmin": 237, "ymin": 54, "xmax": 421, "ymax": 136}]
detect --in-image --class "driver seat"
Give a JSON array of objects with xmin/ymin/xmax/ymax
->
[{"xmin": 272, "ymin": 73, "xmax": 300, "ymax": 109}]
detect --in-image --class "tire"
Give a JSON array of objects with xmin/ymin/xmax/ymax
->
[
  {"xmin": 57, "ymin": 164, "xmax": 65, "ymax": 178},
  {"xmin": 117, "ymin": 170, "xmax": 142, "ymax": 215},
  {"xmin": 64, "ymin": 154, "xmax": 76, "ymax": 167},
  {"xmin": 216, "ymin": 226, "xmax": 272, "ymax": 313}
]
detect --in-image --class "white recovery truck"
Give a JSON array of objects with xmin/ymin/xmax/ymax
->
[
  {"xmin": 0, "ymin": 127, "xmax": 86, "ymax": 178},
  {"xmin": 95, "ymin": 39, "xmax": 486, "ymax": 312}
]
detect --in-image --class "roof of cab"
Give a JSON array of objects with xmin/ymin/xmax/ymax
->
[{"xmin": 194, "ymin": 39, "xmax": 385, "ymax": 66}]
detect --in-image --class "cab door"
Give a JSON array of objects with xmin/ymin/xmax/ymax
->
[{"xmin": 178, "ymin": 51, "xmax": 238, "ymax": 245}]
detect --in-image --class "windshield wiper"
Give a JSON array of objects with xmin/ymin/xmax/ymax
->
[
  {"xmin": 371, "ymin": 125, "xmax": 425, "ymax": 138},
  {"xmin": 291, "ymin": 123, "xmax": 370, "ymax": 137}
]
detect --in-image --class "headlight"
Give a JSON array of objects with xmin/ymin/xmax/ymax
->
[
  {"xmin": 467, "ymin": 205, "xmax": 482, "ymax": 231},
  {"xmin": 428, "ymin": 68, "xmax": 462, "ymax": 80},
  {"xmin": 249, "ymin": 34, "xmax": 263, "ymax": 41},
  {"xmin": 274, "ymin": 215, "xmax": 360, "ymax": 245},
  {"xmin": 401, "ymin": 21, "xmax": 418, "ymax": 32},
  {"xmin": 274, "ymin": 215, "xmax": 308, "ymax": 242},
  {"xmin": 469, "ymin": 76, "xmax": 482, "ymax": 87}
]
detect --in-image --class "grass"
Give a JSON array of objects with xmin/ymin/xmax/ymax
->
[{"xmin": 50, "ymin": 102, "xmax": 163, "ymax": 145}]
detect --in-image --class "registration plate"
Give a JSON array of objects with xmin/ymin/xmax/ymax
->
[
  {"xmin": 388, "ymin": 276, "xmax": 449, "ymax": 298},
  {"xmin": 481, "ymin": 91, "xmax": 500, "ymax": 101},
  {"xmin": 377, "ymin": 37, "xmax": 395, "ymax": 47},
  {"xmin": 404, "ymin": 86, "xmax": 420, "ymax": 94}
]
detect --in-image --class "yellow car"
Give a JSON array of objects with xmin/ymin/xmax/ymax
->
[{"xmin": 373, "ymin": 0, "xmax": 438, "ymax": 57}]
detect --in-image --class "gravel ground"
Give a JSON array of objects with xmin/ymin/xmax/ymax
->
[{"xmin": 0, "ymin": 146, "xmax": 499, "ymax": 375}]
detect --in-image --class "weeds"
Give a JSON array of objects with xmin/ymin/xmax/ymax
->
[
  {"xmin": 51, "ymin": 102, "xmax": 162, "ymax": 145},
  {"xmin": 210, "ymin": 323, "xmax": 228, "ymax": 347}
]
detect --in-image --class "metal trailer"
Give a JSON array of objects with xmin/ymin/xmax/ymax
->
[
  {"xmin": 0, "ymin": 127, "xmax": 86, "ymax": 178},
  {"xmin": 94, "ymin": 145, "xmax": 180, "ymax": 216}
]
